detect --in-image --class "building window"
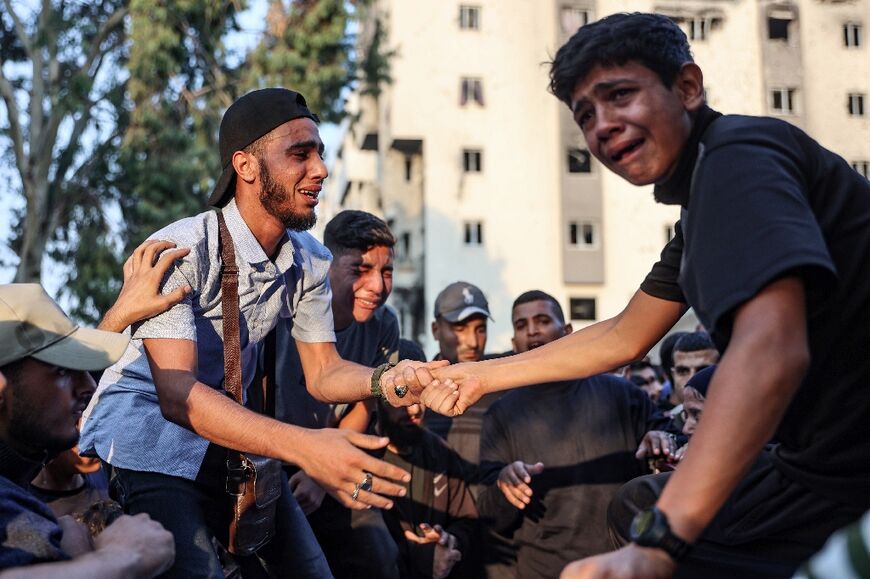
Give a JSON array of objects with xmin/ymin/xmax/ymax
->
[
  {"xmin": 463, "ymin": 149, "xmax": 482, "ymax": 172},
  {"xmin": 560, "ymin": 6, "xmax": 590, "ymax": 34},
  {"xmin": 848, "ymin": 93, "xmax": 866, "ymax": 117},
  {"xmin": 460, "ymin": 77, "xmax": 484, "ymax": 106},
  {"xmin": 687, "ymin": 17, "xmax": 721, "ymax": 40},
  {"xmin": 569, "ymin": 297, "xmax": 596, "ymax": 321},
  {"xmin": 404, "ymin": 156, "xmax": 413, "ymax": 182},
  {"xmin": 665, "ymin": 224, "xmax": 675, "ymax": 244},
  {"xmin": 396, "ymin": 232, "xmax": 411, "ymax": 261},
  {"xmin": 844, "ymin": 23, "xmax": 862, "ymax": 47},
  {"xmin": 464, "ymin": 221, "xmax": 483, "ymax": 245},
  {"xmin": 567, "ymin": 148, "xmax": 592, "ymax": 173},
  {"xmin": 568, "ymin": 221, "xmax": 598, "ymax": 249},
  {"xmin": 767, "ymin": 15, "xmax": 792, "ymax": 41},
  {"xmin": 459, "ymin": 5, "xmax": 480, "ymax": 30},
  {"xmin": 852, "ymin": 161, "xmax": 869, "ymax": 179},
  {"xmin": 770, "ymin": 88, "xmax": 796, "ymax": 114}
]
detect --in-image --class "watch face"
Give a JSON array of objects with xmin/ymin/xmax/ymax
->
[{"xmin": 630, "ymin": 509, "xmax": 655, "ymax": 540}]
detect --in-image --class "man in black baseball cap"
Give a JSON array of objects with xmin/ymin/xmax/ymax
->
[
  {"xmin": 208, "ymin": 88, "xmax": 319, "ymax": 209},
  {"xmin": 79, "ymin": 88, "xmax": 444, "ymax": 578}
]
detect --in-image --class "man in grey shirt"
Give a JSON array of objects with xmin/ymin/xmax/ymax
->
[{"xmin": 80, "ymin": 89, "xmax": 443, "ymax": 578}]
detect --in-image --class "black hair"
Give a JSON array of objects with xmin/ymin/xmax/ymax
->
[
  {"xmin": 0, "ymin": 359, "xmax": 25, "ymax": 387},
  {"xmin": 674, "ymin": 331, "xmax": 716, "ymax": 354},
  {"xmin": 323, "ymin": 210, "xmax": 396, "ymax": 256},
  {"xmin": 629, "ymin": 359, "xmax": 654, "ymax": 373},
  {"xmin": 549, "ymin": 12, "xmax": 694, "ymax": 106},
  {"xmin": 398, "ymin": 339, "xmax": 427, "ymax": 363},
  {"xmin": 684, "ymin": 364, "xmax": 716, "ymax": 398},
  {"xmin": 512, "ymin": 290, "xmax": 565, "ymax": 325},
  {"xmin": 659, "ymin": 331, "xmax": 689, "ymax": 383}
]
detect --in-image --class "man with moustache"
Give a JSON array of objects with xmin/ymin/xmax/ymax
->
[
  {"xmin": 423, "ymin": 281, "xmax": 494, "ymax": 496},
  {"xmin": 477, "ymin": 291, "xmax": 657, "ymax": 579},
  {"xmin": 0, "ymin": 238, "xmax": 192, "ymax": 577},
  {"xmin": 80, "ymin": 88, "xmax": 441, "ymax": 578}
]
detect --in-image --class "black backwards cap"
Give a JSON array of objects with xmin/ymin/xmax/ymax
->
[{"xmin": 208, "ymin": 88, "xmax": 319, "ymax": 207}]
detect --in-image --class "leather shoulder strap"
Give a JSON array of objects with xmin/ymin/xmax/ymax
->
[{"xmin": 216, "ymin": 210, "xmax": 243, "ymax": 404}]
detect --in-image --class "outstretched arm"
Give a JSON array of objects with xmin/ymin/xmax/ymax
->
[
  {"xmin": 425, "ymin": 290, "xmax": 686, "ymax": 415},
  {"xmin": 296, "ymin": 340, "xmax": 448, "ymax": 407},
  {"xmin": 144, "ymin": 338, "xmax": 410, "ymax": 510}
]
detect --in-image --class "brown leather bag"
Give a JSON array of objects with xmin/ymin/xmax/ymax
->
[{"xmin": 216, "ymin": 210, "xmax": 282, "ymax": 556}]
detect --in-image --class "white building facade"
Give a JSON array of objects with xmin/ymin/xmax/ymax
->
[{"xmin": 321, "ymin": 0, "xmax": 870, "ymax": 355}]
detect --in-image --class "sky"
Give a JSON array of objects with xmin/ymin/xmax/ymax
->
[{"xmin": 0, "ymin": 1, "xmax": 344, "ymax": 294}]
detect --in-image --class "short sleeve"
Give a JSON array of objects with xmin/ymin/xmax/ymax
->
[
  {"xmin": 131, "ymin": 253, "xmax": 198, "ymax": 342},
  {"xmin": 640, "ymin": 221, "xmax": 687, "ymax": 303},
  {"xmin": 682, "ymin": 136, "xmax": 837, "ymax": 342},
  {"xmin": 289, "ymin": 268, "xmax": 336, "ymax": 344}
]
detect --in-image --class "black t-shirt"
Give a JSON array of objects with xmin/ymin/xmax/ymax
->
[
  {"xmin": 642, "ymin": 109, "xmax": 870, "ymax": 505},
  {"xmin": 477, "ymin": 375, "xmax": 656, "ymax": 578}
]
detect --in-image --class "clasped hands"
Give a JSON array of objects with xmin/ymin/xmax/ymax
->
[{"xmin": 379, "ymin": 360, "xmax": 485, "ymax": 417}]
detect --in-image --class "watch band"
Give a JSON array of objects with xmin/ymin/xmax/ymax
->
[
  {"xmin": 370, "ymin": 362, "xmax": 395, "ymax": 400},
  {"xmin": 630, "ymin": 507, "xmax": 691, "ymax": 561}
]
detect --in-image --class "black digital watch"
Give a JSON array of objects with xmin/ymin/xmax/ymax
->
[{"xmin": 629, "ymin": 507, "xmax": 691, "ymax": 561}]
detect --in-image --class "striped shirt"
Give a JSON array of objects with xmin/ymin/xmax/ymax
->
[{"xmin": 79, "ymin": 199, "xmax": 335, "ymax": 480}]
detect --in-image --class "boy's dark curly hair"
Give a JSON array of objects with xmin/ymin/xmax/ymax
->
[{"xmin": 549, "ymin": 12, "xmax": 694, "ymax": 106}]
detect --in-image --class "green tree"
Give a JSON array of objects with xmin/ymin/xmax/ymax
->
[{"xmin": 1, "ymin": 0, "xmax": 378, "ymax": 323}]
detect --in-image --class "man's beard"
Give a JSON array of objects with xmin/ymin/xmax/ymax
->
[
  {"xmin": 259, "ymin": 161, "xmax": 317, "ymax": 231},
  {"xmin": 9, "ymin": 388, "xmax": 78, "ymax": 455}
]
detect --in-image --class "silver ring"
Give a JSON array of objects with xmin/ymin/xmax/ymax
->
[
  {"xmin": 352, "ymin": 483, "xmax": 361, "ymax": 501},
  {"xmin": 394, "ymin": 384, "xmax": 408, "ymax": 398},
  {"xmin": 360, "ymin": 472, "xmax": 373, "ymax": 492}
]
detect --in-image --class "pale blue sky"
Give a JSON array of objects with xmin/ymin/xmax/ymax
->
[{"xmin": 0, "ymin": 1, "xmax": 344, "ymax": 296}]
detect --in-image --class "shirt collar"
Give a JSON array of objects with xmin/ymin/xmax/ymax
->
[
  {"xmin": 653, "ymin": 104, "xmax": 722, "ymax": 207},
  {"xmin": 223, "ymin": 198, "xmax": 295, "ymax": 270}
]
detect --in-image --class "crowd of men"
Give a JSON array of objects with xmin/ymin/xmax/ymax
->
[{"xmin": 2, "ymin": 11, "xmax": 869, "ymax": 579}]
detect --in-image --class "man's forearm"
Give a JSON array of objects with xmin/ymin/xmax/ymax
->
[
  {"xmin": 295, "ymin": 340, "xmax": 373, "ymax": 403},
  {"xmin": 439, "ymin": 290, "xmax": 686, "ymax": 393},
  {"xmin": 656, "ymin": 277, "xmax": 809, "ymax": 541},
  {"xmin": 163, "ymin": 377, "xmax": 314, "ymax": 465},
  {"xmin": 309, "ymin": 359, "xmax": 373, "ymax": 404},
  {"xmin": 0, "ymin": 549, "xmax": 143, "ymax": 579}
]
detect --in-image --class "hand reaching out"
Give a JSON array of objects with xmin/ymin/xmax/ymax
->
[
  {"xmin": 635, "ymin": 431, "xmax": 678, "ymax": 460},
  {"xmin": 380, "ymin": 359, "xmax": 449, "ymax": 406},
  {"xmin": 497, "ymin": 461, "xmax": 544, "ymax": 509},
  {"xmin": 295, "ymin": 428, "xmax": 410, "ymax": 510},
  {"xmin": 404, "ymin": 523, "xmax": 462, "ymax": 579}
]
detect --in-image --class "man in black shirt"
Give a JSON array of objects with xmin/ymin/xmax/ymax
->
[
  {"xmin": 477, "ymin": 291, "xmax": 656, "ymax": 579},
  {"xmin": 422, "ymin": 12, "xmax": 870, "ymax": 579}
]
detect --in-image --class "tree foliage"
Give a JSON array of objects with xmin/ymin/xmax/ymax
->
[{"xmin": 0, "ymin": 0, "xmax": 382, "ymax": 323}]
